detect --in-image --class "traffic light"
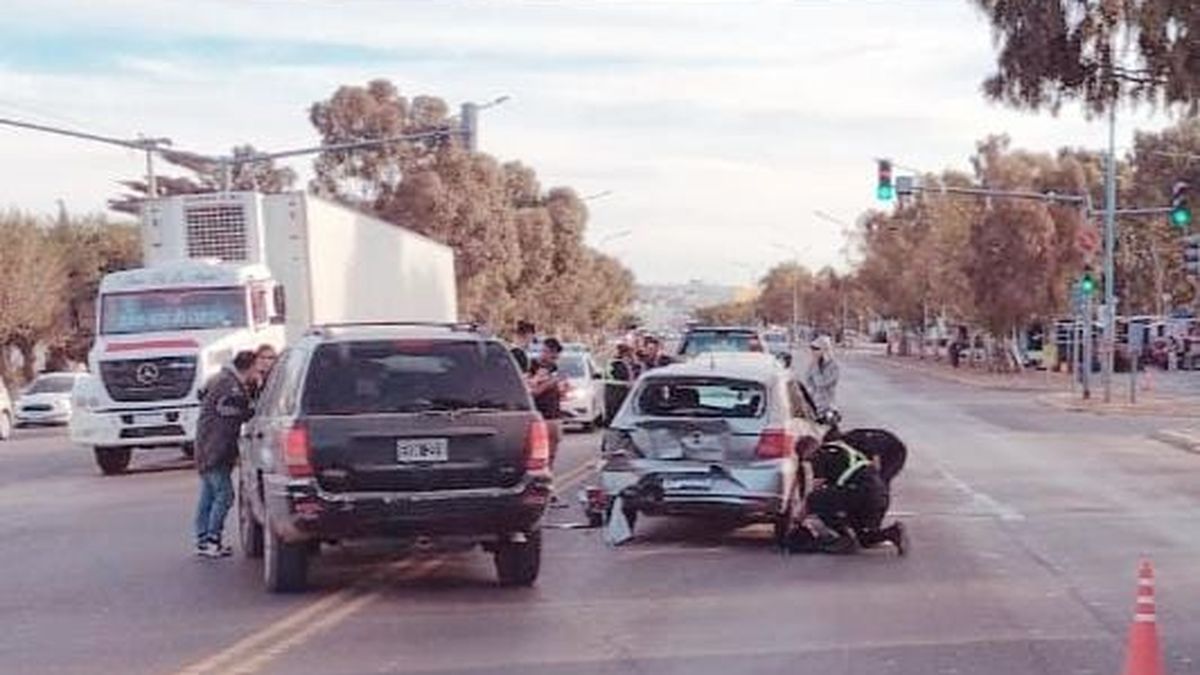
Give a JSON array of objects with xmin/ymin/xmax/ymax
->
[
  {"xmin": 1184, "ymin": 234, "xmax": 1200, "ymax": 277},
  {"xmin": 1080, "ymin": 266, "xmax": 1096, "ymax": 296},
  {"xmin": 876, "ymin": 159, "xmax": 894, "ymax": 201},
  {"xmin": 1171, "ymin": 180, "xmax": 1191, "ymax": 228}
]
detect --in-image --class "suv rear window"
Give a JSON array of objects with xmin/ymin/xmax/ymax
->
[
  {"xmin": 302, "ymin": 340, "xmax": 530, "ymax": 415},
  {"xmin": 680, "ymin": 330, "xmax": 763, "ymax": 356},
  {"xmin": 636, "ymin": 377, "xmax": 766, "ymax": 418}
]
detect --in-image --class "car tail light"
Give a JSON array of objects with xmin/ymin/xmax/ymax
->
[
  {"xmin": 756, "ymin": 428, "xmax": 794, "ymax": 459},
  {"xmin": 526, "ymin": 420, "xmax": 551, "ymax": 472},
  {"xmin": 281, "ymin": 423, "xmax": 314, "ymax": 478}
]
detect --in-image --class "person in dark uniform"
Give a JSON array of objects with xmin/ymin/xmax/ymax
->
[
  {"xmin": 511, "ymin": 320, "xmax": 536, "ymax": 373},
  {"xmin": 788, "ymin": 440, "xmax": 908, "ymax": 555}
]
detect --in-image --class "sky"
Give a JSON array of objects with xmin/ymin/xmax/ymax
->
[{"xmin": 0, "ymin": 0, "xmax": 1176, "ymax": 286}]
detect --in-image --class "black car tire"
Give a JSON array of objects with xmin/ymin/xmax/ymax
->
[
  {"xmin": 94, "ymin": 447, "xmax": 132, "ymax": 475},
  {"xmin": 587, "ymin": 511, "xmax": 604, "ymax": 528},
  {"xmin": 774, "ymin": 478, "xmax": 803, "ymax": 547},
  {"xmin": 239, "ymin": 482, "xmax": 264, "ymax": 559},
  {"xmin": 263, "ymin": 513, "xmax": 309, "ymax": 593},
  {"xmin": 180, "ymin": 443, "xmax": 195, "ymax": 459},
  {"xmin": 494, "ymin": 529, "xmax": 541, "ymax": 587}
]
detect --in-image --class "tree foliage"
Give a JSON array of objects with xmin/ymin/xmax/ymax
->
[
  {"xmin": 308, "ymin": 79, "xmax": 634, "ymax": 337},
  {"xmin": 973, "ymin": 0, "xmax": 1200, "ymax": 114},
  {"xmin": 111, "ymin": 145, "xmax": 297, "ymax": 215}
]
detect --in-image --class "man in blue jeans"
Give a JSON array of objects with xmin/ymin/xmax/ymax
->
[{"xmin": 193, "ymin": 351, "xmax": 256, "ymax": 558}]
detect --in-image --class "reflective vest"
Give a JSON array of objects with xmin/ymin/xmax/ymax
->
[{"xmin": 827, "ymin": 441, "xmax": 873, "ymax": 487}]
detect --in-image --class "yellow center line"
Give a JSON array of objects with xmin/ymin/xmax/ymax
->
[
  {"xmin": 173, "ymin": 459, "xmax": 598, "ymax": 675},
  {"xmin": 225, "ymin": 559, "xmax": 445, "ymax": 675},
  {"xmin": 172, "ymin": 559, "xmax": 419, "ymax": 675}
]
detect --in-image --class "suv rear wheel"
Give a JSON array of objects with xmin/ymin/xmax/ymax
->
[
  {"xmin": 494, "ymin": 529, "xmax": 541, "ymax": 587},
  {"xmin": 94, "ymin": 447, "xmax": 132, "ymax": 475},
  {"xmin": 263, "ymin": 513, "xmax": 309, "ymax": 593}
]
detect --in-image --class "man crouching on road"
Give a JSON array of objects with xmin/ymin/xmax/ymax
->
[
  {"xmin": 193, "ymin": 351, "xmax": 256, "ymax": 558},
  {"xmin": 786, "ymin": 440, "xmax": 908, "ymax": 556}
]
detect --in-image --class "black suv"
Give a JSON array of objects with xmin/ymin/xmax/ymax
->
[{"xmin": 237, "ymin": 323, "xmax": 552, "ymax": 592}]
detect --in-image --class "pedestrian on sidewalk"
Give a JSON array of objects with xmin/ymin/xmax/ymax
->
[
  {"xmin": 193, "ymin": 351, "xmax": 256, "ymax": 558},
  {"xmin": 805, "ymin": 335, "xmax": 840, "ymax": 415}
]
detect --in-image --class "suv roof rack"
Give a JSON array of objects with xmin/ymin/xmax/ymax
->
[{"xmin": 305, "ymin": 321, "xmax": 487, "ymax": 337}]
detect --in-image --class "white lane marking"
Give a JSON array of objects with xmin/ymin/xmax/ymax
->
[{"xmin": 932, "ymin": 463, "xmax": 1026, "ymax": 523}]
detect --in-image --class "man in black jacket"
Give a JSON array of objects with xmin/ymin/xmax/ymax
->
[{"xmin": 193, "ymin": 351, "xmax": 256, "ymax": 558}]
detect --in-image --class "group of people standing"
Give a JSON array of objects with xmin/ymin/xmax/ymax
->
[{"xmin": 192, "ymin": 344, "xmax": 277, "ymax": 559}]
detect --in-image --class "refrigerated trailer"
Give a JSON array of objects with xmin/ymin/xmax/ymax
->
[{"xmin": 71, "ymin": 191, "xmax": 457, "ymax": 474}]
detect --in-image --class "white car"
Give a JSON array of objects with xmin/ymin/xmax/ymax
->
[
  {"xmin": 15, "ymin": 372, "xmax": 85, "ymax": 427},
  {"xmin": 557, "ymin": 352, "xmax": 606, "ymax": 431},
  {"xmin": 0, "ymin": 381, "xmax": 12, "ymax": 440}
]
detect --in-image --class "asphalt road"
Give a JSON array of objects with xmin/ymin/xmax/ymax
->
[{"xmin": 6, "ymin": 356, "xmax": 1200, "ymax": 674}]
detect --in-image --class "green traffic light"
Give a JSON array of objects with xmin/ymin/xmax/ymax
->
[
  {"xmin": 1172, "ymin": 207, "xmax": 1192, "ymax": 227},
  {"xmin": 876, "ymin": 184, "xmax": 895, "ymax": 201},
  {"xmin": 1080, "ymin": 274, "xmax": 1095, "ymax": 296}
]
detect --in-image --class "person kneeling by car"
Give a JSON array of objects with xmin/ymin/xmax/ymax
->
[{"xmin": 787, "ymin": 440, "xmax": 908, "ymax": 556}]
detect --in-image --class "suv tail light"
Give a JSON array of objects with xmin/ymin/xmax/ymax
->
[
  {"xmin": 281, "ymin": 423, "xmax": 314, "ymax": 478},
  {"xmin": 526, "ymin": 420, "xmax": 551, "ymax": 473},
  {"xmin": 756, "ymin": 428, "xmax": 795, "ymax": 460}
]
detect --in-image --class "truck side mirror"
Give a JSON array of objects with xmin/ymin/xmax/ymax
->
[{"xmin": 272, "ymin": 285, "xmax": 287, "ymax": 324}]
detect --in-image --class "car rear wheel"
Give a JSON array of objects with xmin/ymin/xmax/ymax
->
[
  {"xmin": 238, "ymin": 482, "xmax": 264, "ymax": 559},
  {"xmin": 0, "ymin": 411, "xmax": 11, "ymax": 441},
  {"xmin": 494, "ymin": 530, "xmax": 541, "ymax": 587},
  {"xmin": 94, "ymin": 447, "xmax": 132, "ymax": 475},
  {"xmin": 263, "ymin": 513, "xmax": 309, "ymax": 593}
]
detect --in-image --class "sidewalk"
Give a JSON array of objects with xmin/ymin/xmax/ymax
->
[{"xmin": 852, "ymin": 348, "xmax": 1064, "ymax": 393}]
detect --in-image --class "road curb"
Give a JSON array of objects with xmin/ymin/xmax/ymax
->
[
  {"xmin": 1151, "ymin": 429, "xmax": 1200, "ymax": 454},
  {"xmin": 1036, "ymin": 392, "xmax": 1200, "ymax": 418}
]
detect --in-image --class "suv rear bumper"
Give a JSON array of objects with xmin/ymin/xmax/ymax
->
[{"xmin": 263, "ymin": 475, "xmax": 552, "ymax": 543}]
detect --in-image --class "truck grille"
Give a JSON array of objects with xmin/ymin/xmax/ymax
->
[
  {"xmin": 100, "ymin": 356, "xmax": 198, "ymax": 402},
  {"xmin": 185, "ymin": 204, "xmax": 248, "ymax": 261}
]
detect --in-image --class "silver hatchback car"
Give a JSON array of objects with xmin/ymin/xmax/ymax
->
[{"xmin": 588, "ymin": 352, "xmax": 828, "ymax": 544}]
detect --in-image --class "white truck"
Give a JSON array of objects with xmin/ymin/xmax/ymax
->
[{"xmin": 70, "ymin": 191, "xmax": 457, "ymax": 474}]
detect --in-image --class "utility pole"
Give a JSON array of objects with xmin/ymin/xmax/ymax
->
[{"xmin": 1102, "ymin": 102, "xmax": 1118, "ymax": 403}]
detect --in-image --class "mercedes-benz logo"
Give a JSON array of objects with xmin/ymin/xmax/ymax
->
[{"xmin": 135, "ymin": 363, "xmax": 160, "ymax": 385}]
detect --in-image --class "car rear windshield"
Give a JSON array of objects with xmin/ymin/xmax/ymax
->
[
  {"xmin": 635, "ymin": 377, "xmax": 766, "ymax": 418},
  {"xmin": 302, "ymin": 340, "xmax": 530, "ymax": 415},
  {"xmin": 681, "ymin": 331, "xmax": 762, "ymax": 356}
]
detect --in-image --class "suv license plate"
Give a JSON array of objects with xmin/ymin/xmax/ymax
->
[
  {"xmin": 396, "ymin": 438, "xmax": 449, "ymax": 463},
  {"xmin": 663, "ymin": 477, "xmax": 711, "ymax": 491}
]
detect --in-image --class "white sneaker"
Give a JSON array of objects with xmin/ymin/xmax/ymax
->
[{"xmin": 195, "ymin": 541, "xmax": 222, "ymax": 558}]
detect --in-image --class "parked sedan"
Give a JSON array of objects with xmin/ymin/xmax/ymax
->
[
  {"xmin": 588, "ymin": 352, "xmax": 827, "ymax": 544},
  {"xmin": 16, "ymin": 372, "xmax": 85, "ymax": 427}
]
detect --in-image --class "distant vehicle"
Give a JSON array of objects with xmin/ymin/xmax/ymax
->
[
  {"xmin": 761, "ymin": 330, "xmax": 793, "ymax": 368},
  {"xmin": 70, "ymin": 191, "xmax": 457, "ymax": 475},
  {"xmin": 588, "ymin": 352, "xmax": 828, "ymax": 545},
  {"xmin": 16, "ymin": 372, "xmax": 86, "ymax": 427},
  {"xmin": 557, "ymin": 352, "xmax": 606, "ymax": 431},
  {"xmin": 0, "ymin": 380, "xmax": 12, "ymax": 441},
  {"xmin": 238, "ymin": 322, "xmax": 551, "ymax": 593},
  {"xmin": 677, "ymin": 326, "xmax": 767, "ymax": 360}
]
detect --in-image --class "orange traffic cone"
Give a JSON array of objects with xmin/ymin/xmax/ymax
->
[{"xmin": 1121, "ymin": 559, "xmax": 1165, "ymax": 675}]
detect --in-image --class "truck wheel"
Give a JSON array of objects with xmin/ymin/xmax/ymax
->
[
  {"xmin": 263, "ymin": 514, "xmax": 309, "ymax": 593},
  {"xmin": 94, "ymin": 447, "xmax": 132, "ymax": 475},
  {"xmin": 180, "ymin": 443, "xmax": 195, "ymax": 459},
  {"xmin": 494, "ymin": 530, "xmax": 542, "ymax": 587},
  {"xmin": 0, "ymin": 411, "xmax": 11, "ymax": 441},
  {"xmin": 238, "ymin": 485, "xmax": 264, "ymax": 559}
]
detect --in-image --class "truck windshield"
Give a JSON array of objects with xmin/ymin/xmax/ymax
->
[{"xmin": 100, "ymin": 288, "xmax": 248, "ymax": 335}]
